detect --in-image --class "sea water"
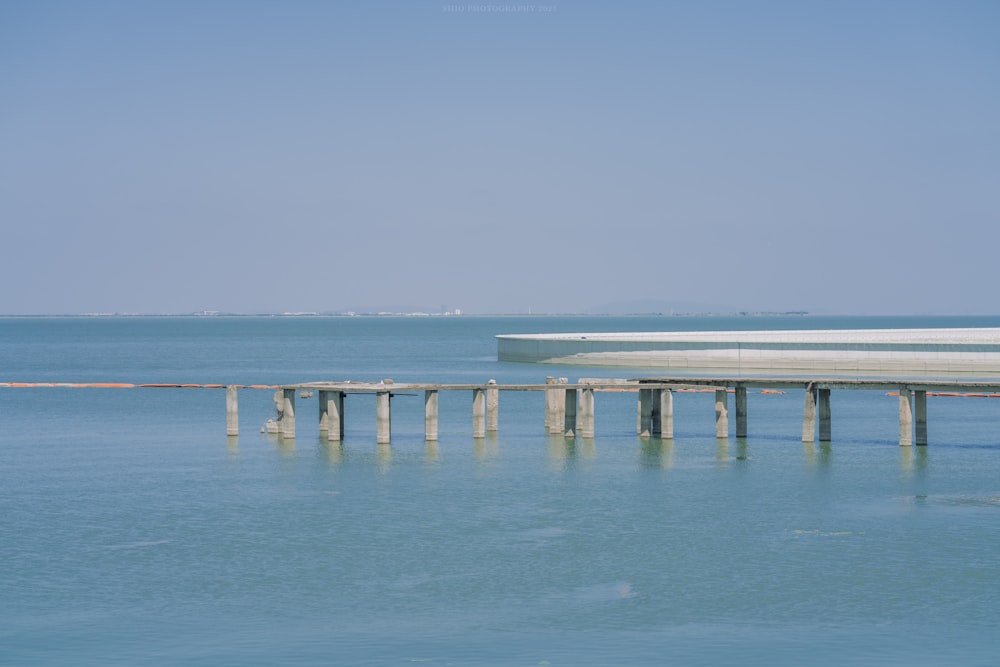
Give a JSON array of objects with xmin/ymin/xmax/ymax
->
[{"xmin": 2, "ymin": 315, "xmax": 1000, "ymax": 666}]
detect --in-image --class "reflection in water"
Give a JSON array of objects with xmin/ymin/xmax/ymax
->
[
  {"xmin": 735, "ymin": 438, "xmax": 749, "ymax": 462},
  {"xmin": 475, "ymin": 436, "xmax": 500, "ymax": 461},
  {"xmin": 900, "ymin": 445, "xmax": 928, "ymax": 476},
  {"xmin": 424, "ymin": 441, "xmax": 439, "ymax": 464},
  {"xmin": 547, "ymin": 436, "xmax": 596, "ymax": 470},
  {"xmin": 570, "ymin": 581, "xmax": 637, "ymax": 601},
  {"xmin": 547, "ymin": 435, "xmax": 575, "ymax": 470},
  {"xmin": 803, "ymin": 441, "xmax": 833, "ymax": 467},
  {"xmin": 376, "ymin": 443, "xmax": 392, "ymax": 472},
  {"xmin": 639, "ymin": 439, "xmax": 674, "ymax": 469},
  {"xmin": 226, "ymin": 435, "xmax": 239, "ymax": 456},
  {"xmin": 716, "ymin": 438, "xmax": 729, "ymax": 466},
  {"xmin": 276, "ymin": 435, "xmax": 295, "ymax": 457},
  {"xmin": 323, "ymin": 441, "xmax": 343, "ymax": 466}
]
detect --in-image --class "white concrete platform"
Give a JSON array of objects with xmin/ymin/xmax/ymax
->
[{"xmin": 496, "ymin": 328, "xmax": 1000, "ymax": 376}]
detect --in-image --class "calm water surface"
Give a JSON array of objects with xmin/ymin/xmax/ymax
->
[{"xmin": 2, "ymin": 316, "xmax": 1000, "ymax": 665}]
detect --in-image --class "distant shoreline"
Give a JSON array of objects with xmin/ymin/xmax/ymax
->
[
  {"xmin": 0, "ymin": 311, "xmax": 811, "ymax": 318},
  {"xmin": 3, "ymin": 311, "xmax": 1000, "ymax": 319}
]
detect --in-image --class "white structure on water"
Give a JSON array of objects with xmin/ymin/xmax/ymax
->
[{"xmin": 496, "ymin": 328, "xmax": 1000, "ymax": 376}]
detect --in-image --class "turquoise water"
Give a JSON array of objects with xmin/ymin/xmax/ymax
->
[{"xmin": 2, "ymin": 315, "xmax": 1000, "ymax": 665}]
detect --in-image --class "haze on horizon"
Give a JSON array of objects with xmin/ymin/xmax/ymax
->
[{"xmin": 2, "ymin": 1, "xmax": 998, "ymax": 316}]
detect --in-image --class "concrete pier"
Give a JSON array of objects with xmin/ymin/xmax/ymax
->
[
  {"xmin": 376, "ymin": 390, "xmax": 391, "ymax": 444},
  {"xmin": 564, "ymin": 387, "xmax": 577, "ymax": 437},
  {"xmin": 915, "ymin": 390, "xmax": 928, "ymax": 446},
  {"xmin": 818, "ymin": 388, "xmax": 832, "ymax": 442},
  {"xmin": 545, "ymin": 377, "xmax": 559, "ymax": 434},
  {"xmin": 715, "ymin": 389, "xmax": 729, "ymax": 438},
  {"xmin": 266, "ymin": 376, "xmax": 1000, "ymax": 447},
  {"xmin": 579, "ymin": 387, "xmax": 595, "ymax": 438},
  {"xmin": 802, "ymin": 386, "xmax": 817, "ymax": 443},
  {"xmin": 639, "ymin": 388, "xmax": 653, "ymax": 437},
  {"xmin": 735, "ymin": 386, "xmax": 747, "ymax": 439},
  {"xmin": 325, "ymin": 391, "xmax": 345, "ymax": 442},
  {"xmin": 281, "ymin": 388, "xmax": 296, "ymax": 439},
  {"xmin": 226, "ymin": 385, "xmax": 238, "ymax": 436},
  {"xmin": 318, "ymin": 390, "xmax": 329, "ymax": 432},
  {"xmin": 425, "ymin": 390, "xmax": 439, "ymax": 441},
  {"xmin": 899, "ymin": 388, "xmax": 913, "ymax": 447},
  {"xmin": 659, "ymin": 388, "xmax": 674, "ymax": 439},
  {"xmin": 650, "ymin": 389, "xmax": 662, "ymax": 436},
  {"xmin": 473, "ymin": 388, "xmax": 486, "ymax": 438},
  {"xmin": 486, "ymin": 380, "xmax": 499, "ymax": 432},
  {"xmin": 544, "ymin": 377, "xmax": 570, "ymax": 434},
  {"xmin": 10, "ymin": 374, "xmax": 993, "ymax": 449}
]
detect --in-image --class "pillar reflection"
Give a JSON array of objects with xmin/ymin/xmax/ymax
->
[
  {"xmin": 900, "ymin": 445, "xmax": 927, "ymax": 476},
  {"xmin": 376, "ymin": 442, "xmax": 392, "ymax": 472},
  {"xmin": 735, "ymin": 438, "xmax": 749, "ymax": 463},
  {"xmin": 547, "ymin": 434, "xmax": 575, "ymax": 470},
  {"xmin": 716, "ymin": 438, "xmax": 729, "ymax": 466},
  {"xmin": 323, "ymin": 441, "xmax": 343, "ymax": 466},
  {"xmin": 425, "ymin": 441, "xmax": 439, "ymax": 464},
  {"xmin": 640, "ymin": 438, "xmax": 673, "ymax": 469}
]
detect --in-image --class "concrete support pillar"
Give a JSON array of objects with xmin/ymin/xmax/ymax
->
[
  {"xmin": 326, "ymin": 391, "xmax": 344, "ymax": 442},
  {"xmin": 557, "ymin": 378, "xmax": 568, "ymax": 433},
  {"xmin": 579, "ymin": 387, "xmax": 595, "ymax": 438},
  {"xmin": 424, "ymin": 390, "xmax": 439, "ymax": 441},
  {"xmin": 637, "ymin": 394, "xmax": 642, "ymax": 435},
  {"xmin": 715, "ymin": 389, "xmax": 729, "ymax": 439},
  {"xmin": 376, "ymin": 391, "xmax": 391, "ymax": 444},
  {"xmin": 486, "ymin": 379, "xmax": 499, "ymax": 432},
  {"xmin": 650, "ymin": 389, "xmax": 662, "ymax": 435},
  {"xmin": 915, "ymin": 390, "xmax": 927, "ymax": 446},
  {"xmin": 564, "ymin": 387, "xmax": 577, "ymax": 437},
  {"xmin": 659, "ymin": 388, "xmax": 674, "ymax": 439},
  {"xmin": 802, "ymin": 385, "xmax": 816, "ymax": 443},
  {"xmin": 639, "ymin": 388, "xmax": 653, "ymax": 437},
  {"xmin": 226, "ymin": 385, "xmax": 239, "ymax": 436},
  {"xmin": 899, "ymin": 387, "xmax": 913, "ymax": 447},
  {"xmin": 473, "ymin": 388, "xmax": 486, "ymax": 438},
  {"xmin": 318, "ymin": 390, "xmax": 329, "ymax": 432},
  {"xmin": 281, "ymin": 388, "xmax": 296, "ymax": 439},
  {"xmin": 818, "ymin": 388, "xmax": 832, "ymax": 442},
  {"xmin": 545, "ymin": 377, "xmax": 559, "ymax": 434},
  {"xmin": 735, "ymin": 386, "xmax": 748, "ymax": 438}
]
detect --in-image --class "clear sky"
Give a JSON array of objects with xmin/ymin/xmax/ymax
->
[{"xmin": 2, "ymin": 0, "xmax": 998, "ymax": 315}]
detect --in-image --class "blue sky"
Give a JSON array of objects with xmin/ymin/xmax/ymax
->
[{"xmin": 2, "ymin": 0, "xmax": 998, "ymax": 314}]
